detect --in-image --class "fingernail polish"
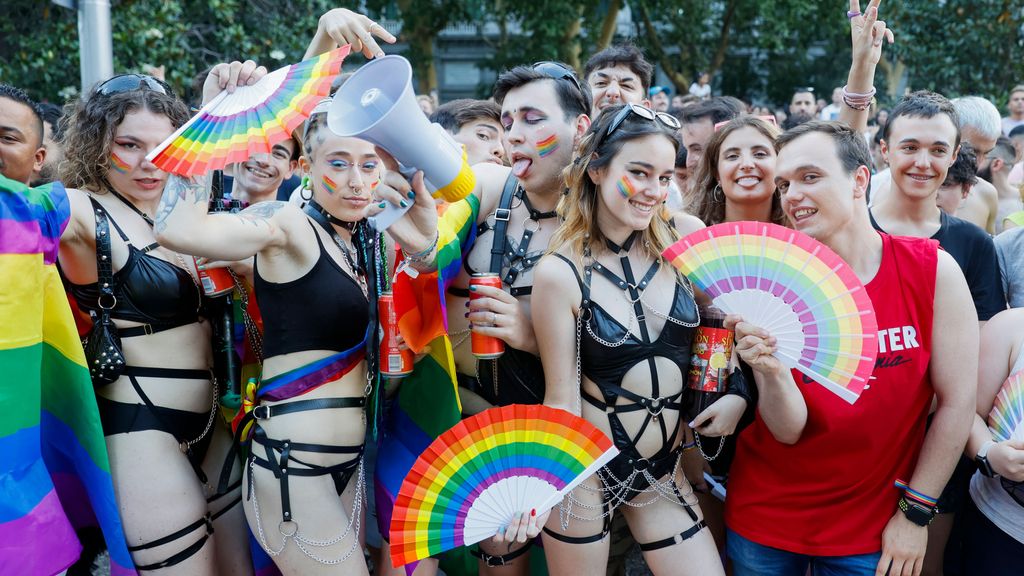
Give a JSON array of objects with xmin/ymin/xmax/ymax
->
[
  {"xmin": 400, "ymin": 200, "xmax": 408, "ymax": 208},
  {"xmin": 378, "ymin": 202, "xmax": 386, "ymax": 209},
  {"xmin": 530, "ymin": 509, "xmax": 536, "ymax": 517},
  {"xmin": 465, "ymin": 301, "xmax": 470, "ymax": 307},
  {"xmin": 407, "ymin": 191, "xmax": 415, "ymax": 199},
  {"xmin": 464, "ymin": 312, "xmax": 469, "ymax": 318},
  {"xmin": 469, "ymin": 286, "xmax": 477, "ymax": 291},
  {"xmin": 688, "ymin": 421, "xmax": 695, "ymax": 428}
]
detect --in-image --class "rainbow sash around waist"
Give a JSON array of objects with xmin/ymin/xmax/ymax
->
[{"xmin": 257, "ymin": 339, "xmax": 367, "ymax": 402}]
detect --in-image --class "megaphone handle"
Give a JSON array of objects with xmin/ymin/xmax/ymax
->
[{"xmin": 367, "ymin": 201, "xmax": 413, "ymax": 233}]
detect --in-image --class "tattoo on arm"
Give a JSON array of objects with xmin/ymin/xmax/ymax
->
[
  {"xmin": 154, "ymin": 174, "xmax": 211, "ymax": 234},
  {"xmin": 238, "ymin": 201, "xmax": 287, "ymax": 227}
]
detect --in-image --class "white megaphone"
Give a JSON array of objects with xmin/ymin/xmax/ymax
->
[{"xmin": 328, "ymin": 55, "xmax": 476, "ymax": 231}]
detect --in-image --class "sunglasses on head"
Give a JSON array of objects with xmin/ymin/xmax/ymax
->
[
  {"xmin": 94, "ymin": 74, "xmax": 174, "ymax": 98},
  {"xmin": 532, "ymin": 61, "xmax": 586, "ymax": 107},
  {"xmin": 605, "ymin": 103, "xmax": 681, "ymax": 138}
]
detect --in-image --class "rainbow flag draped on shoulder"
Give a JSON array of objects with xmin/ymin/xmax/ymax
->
[
  {"xmin": 0, "ymin": 176, "xmax": 136, "ymax": 575},
  {"xmin": 376, "ymin": 193, "xmax": 479, "ymax": 572}
]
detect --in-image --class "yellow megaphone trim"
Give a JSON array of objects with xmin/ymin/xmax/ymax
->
[{"xmin": 433, "ymin": 147, "xmax": 476, "ymax": 203}]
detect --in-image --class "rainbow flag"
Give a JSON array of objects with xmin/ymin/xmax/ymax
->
[
  {"xmin": 377, "ymin": 194, "xmax": 479, "ymax": 574},
  {"xmin": 0, "ymin": 176, "xmax": 135, "ymax": 574}
]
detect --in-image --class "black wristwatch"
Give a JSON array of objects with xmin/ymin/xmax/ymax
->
[
  {"xmin": 976, "ymin": 440, "xmax": 998, "ymax": 478},
  {"xmin": 898, "ymin": 497, "xmax": 936, "ymax": 527}
]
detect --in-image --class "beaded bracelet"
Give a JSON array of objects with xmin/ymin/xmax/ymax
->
[
  {"xmin": 843, "ymin": 85, "xmax": 876, "ymax": 111},
  {"xmin": 402, "ymin": 231, "xmax": 439, "ymax": 263}
]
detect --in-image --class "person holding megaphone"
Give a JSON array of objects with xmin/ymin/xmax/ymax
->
[{"xmin": 153, "ymin": 58, "xmax": 441, "ymax": 575}]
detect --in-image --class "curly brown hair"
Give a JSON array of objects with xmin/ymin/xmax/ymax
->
[
  {"xmin": 691, "ymin": 115, "xmax": 788, "ymax": 227},
  {"xmin": 59, "ymin": 90, "xmax": 189, "ymax": 192}
]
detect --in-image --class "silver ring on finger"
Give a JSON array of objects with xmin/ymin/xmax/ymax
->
[{"xmin": 491, "ymin": 312, "xmax": 497, "ymax": 325}]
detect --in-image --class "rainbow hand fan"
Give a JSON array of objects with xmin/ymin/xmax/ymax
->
[
  {"xmin": 146, "ymin": 45, "xmax": 351, "ymax": 176},
  {"xmin": 988, "ymin": 371, "xmax": 1024, "ymax": 442},
  {"xmin": 663, "ymin": 221, "xmax": 878, "ymax": 404},
  {"xmin": 389, "ymin": 404, "xmax": 618, "ymax": 568}
]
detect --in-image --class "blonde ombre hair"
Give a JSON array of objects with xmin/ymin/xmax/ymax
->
[{"xmin": 551, "ymin": 104, "xmax": 682, "ymax": 265}]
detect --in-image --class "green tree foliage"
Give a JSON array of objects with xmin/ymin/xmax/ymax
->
[
  {"xmin": 0, "ymin": 0, "xmax": 338, "ymax": 104},
  {"xmin": 2, "ymin": 0, "xmax": 1021, "ymax": 109}
]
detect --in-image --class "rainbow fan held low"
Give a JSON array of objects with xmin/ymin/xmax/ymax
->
[
  {"xmin": 389, "ymin": 404, "xmax": 618, "ymax": 568},
  {"xmin": 146, "ymin": 45, "xmax": 351, "ymax": 176},
  {"xmin": 989, "ymin": 371, "xmax": 1024, "ymax": 443},
  {"xmin": 662, "ymin": 221, "xmax": 878, "ymax": 404}
]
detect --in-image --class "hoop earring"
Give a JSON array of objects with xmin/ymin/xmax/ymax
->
[
  {"xmin": 300, "ymin": 175, "xmax": 313, "ymax": 201},
  {"xmin": 712, "ymin": 183, "xmax": 724, "ymax": 202}
]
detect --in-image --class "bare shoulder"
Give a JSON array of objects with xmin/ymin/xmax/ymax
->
[
  {"xmin": 534, "ymin": 250, "xmax": 582, "ymax": 303},
  {"xmin": 473, "ymin": 163, "xmax": 513, "ymax": 219},
  {"xmin": 974, "ymin": 178, "xmax": 998, "ymax": 200},
  {"xmin": 61, "ymin": 187, "xmax": 97, "ymax": 244},
  {"xmin": 669, "ymin": 211, "xmax": 706, "ymax": 236}
]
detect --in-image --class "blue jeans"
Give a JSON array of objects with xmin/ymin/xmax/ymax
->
[{"xmin": 727, "ymin": 529, "xmax": 882, "ymax": 576}]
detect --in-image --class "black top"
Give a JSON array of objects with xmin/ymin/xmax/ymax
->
[
  {"xmin": 255, "ymin": 220, "xmax": 369, "ymax": 357},
  {"xmin": 870, "ymin": 210, "xmax": 1005, "ymax": 321},
  {"xmin": 67, "ymin": 206, "xmax": 200, "ymax": 328}
]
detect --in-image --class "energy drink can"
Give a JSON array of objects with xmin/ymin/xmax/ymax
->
[
  {"xmin": 470, "ymin": 273, "xmax": 505, "ymax": 359},
  {"xmin": 379, "ymin": 291, "xmax": 414, "ymax": 377},
  {"xmin": 686, "ymin": 307, "xmax": 733, "ymax": 421}
]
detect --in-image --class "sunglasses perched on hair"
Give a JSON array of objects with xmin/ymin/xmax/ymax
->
[
  {"xmin": 606, "ymin": 103, "xmax": 681, "ymax": 138},
  {"xmin": 714, "ymin": 115, "xmax": 778, "ymax": 132},
  {"xmin": 94, "ymin": 74, "xmax": 175, "ymax": 98},
  {"xmin": 532, "ymin": 61, "xmax": 586, "ymax": 106},
  {"xmin": 794, "ymin": 86, "xmax": 815, "ymax": 94}
]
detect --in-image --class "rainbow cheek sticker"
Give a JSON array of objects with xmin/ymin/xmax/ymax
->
[
  {"xmin": 616, "ymin": 176, "xmax": 638, "ymax": 199},
  {"xmin": 322, "ymin": 174, "xmax": 338, "ymax": 195},
  {"xmin": 110, "ymin": 153, "xmax": 131, "ymax": 175},
  {"xmin": 536, "ymin": 134, "xmax": 560, "ymax": 158},
  {"xmin": 370, "ymin": 179, "xmax": 380, "ymax": 191}
]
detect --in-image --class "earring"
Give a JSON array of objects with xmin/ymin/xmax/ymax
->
[
  {"xmin": 300, "ymin": 175, "xmax": 313, "ymax": 201},
  {"xmin": 712, "ymin": 183, "xmax": 724, "ymax": 202}
]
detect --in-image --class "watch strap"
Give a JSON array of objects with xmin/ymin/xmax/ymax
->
[{"xmin": 898, "ymin": 496, "xmax": 935, "ymax": 527}]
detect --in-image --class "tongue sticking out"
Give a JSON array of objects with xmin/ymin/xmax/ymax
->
[{"xmin": 512, "ymin": 158, "xmax": 532, "ymax": 178}]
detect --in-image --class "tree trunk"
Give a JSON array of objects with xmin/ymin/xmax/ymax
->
[
  {"xmin": 708, "ymin": 0, "xmax": 738, "ymax": 75},
  {"xmin": 634, "ymin": 2, "xmax": 688, "ymax": 93},
  {"xmin": 596, "ymin": 0, "xmax": 623, "ymax": 51},
  {"xmin": 562, "ymin": 7, "xmax": 584, "ymax": 71},
  {"xmin": 877, "ymin": 55, "xmax": 906, "ymax": 101}
]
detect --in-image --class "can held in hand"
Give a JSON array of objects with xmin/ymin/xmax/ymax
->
[
  {"xmin": 470, "ymin": 273, "xmax": 505, "ymax": 359},
  {"xmin": 686, "ymin": 306, "xmax": 733, "ymax": 422},
  {"xmin": 379, "ymin": 291, "xmax": 413, "ymax": 377},
  {"xmin": 186, "ymin": 257, "xmax": 235, "ymax": 296}
]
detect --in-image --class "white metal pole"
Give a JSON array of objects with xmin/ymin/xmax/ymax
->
[{"xmin": 78, "ymin": 0, "xmax": 114, "ymax": 92}]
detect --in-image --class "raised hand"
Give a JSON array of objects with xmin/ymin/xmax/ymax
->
[
  {"xmin": 313, "ymin": 8, "xmax": 396, "ymax": 60},
  {"xmin": 849, "ymin": 0, "xmax": 895, "ymax": 69},
  {"xmin": 202, "ymin": 60, "xmax": 269, "ymax": 106}
]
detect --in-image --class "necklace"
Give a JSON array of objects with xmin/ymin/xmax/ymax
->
[
  {"xmin": 302, "ymin": 202, "xmax": 368, "ymax": 298},
  {"xmin": 101, "ymin": 187, "xmax": 200, "ymax": 293},
  {"xmin": 107, "ymin": 186, "xmax": 155, "ymax": 226}
]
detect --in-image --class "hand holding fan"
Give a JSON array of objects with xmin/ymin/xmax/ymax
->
[
  {"xmin": 663, "ymin": 221, "xmax": 878, "ymax": 404},
  {"xmin": 146, "ymin": 45, "xmax": 351, "ymax": 176},
  {"xmin": 988, "ymin": 371, "xmax": 1024, "ymax": 442},
  {"xmin": 389, "ymin": 404, "xmax": 618, "ymax": 568}
]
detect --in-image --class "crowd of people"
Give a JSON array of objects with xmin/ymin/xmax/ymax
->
[{"xmin": 3, "ymin": 1, "xmax": 1024, "ymax": 575}]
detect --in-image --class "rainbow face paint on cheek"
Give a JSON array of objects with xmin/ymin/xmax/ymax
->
[
  {"xmin": 370, "ymin": 179, "xmax": 380, "ymax": 191},
  {"xmin": 616, "ymin": 176, "xmax": 638, "ymax": 199},
  {"xmin": 322, "ymin": 174, "xmax": 338, "ymax": 195},
  {"xmin": 536, "ymin": 134, "xmax": 560, "ymax": 158},
  {"xmin": 110, "ymin": 153, "xmax": 131, "ymax": 175}
]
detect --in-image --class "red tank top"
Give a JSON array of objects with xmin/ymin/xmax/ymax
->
[{"xmin": 725, "ymin": 232, "xmax": 938, "ymax": 556}]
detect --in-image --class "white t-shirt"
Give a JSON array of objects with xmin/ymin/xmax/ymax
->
[
  {"xmin": 1001, "ymin": 116, "xmax": 1024, "ymax": 136},
  {"xmin": 689, "ymin": 83, "xmax": 711, "ymax": 99},
  {"xmin": 969, "ymin": 343, "xmax": 1024, "ymax": 544}
]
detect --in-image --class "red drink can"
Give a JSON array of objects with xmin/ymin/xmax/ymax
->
[
  {"xmin": 686, "ymin": 307, "xmax": 733, "ymax": 421},
  {"xmin": 470, "ymin": 273, "xmax": 505, "ymax": 359},
  {"xmin": 379, "ymin": 291, "xmax": 414, "ymax": 377},
  {"xmin": 187, "ymin": 257, "xmax": 235, "ymax": 296}
]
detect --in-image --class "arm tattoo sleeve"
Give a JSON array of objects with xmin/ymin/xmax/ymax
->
[{"xmin": 154, "ymin": 173, "xmax": 211, "ymax": 234}]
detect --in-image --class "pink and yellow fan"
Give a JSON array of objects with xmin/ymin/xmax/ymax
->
[
  {"xmin": 389, "ymin": 404, "xmax": 618, "ymax": 568},
  {"xmin": 146, "ymin": 45, "xmax": 351, "ymax": 176},
  {"xmin": 662, "ymin": 221, "xmax": 878, "ymax": 404},
  {"xmin": 988, "ymin": 371, "xmax": 1024, "ymax": 442}
]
